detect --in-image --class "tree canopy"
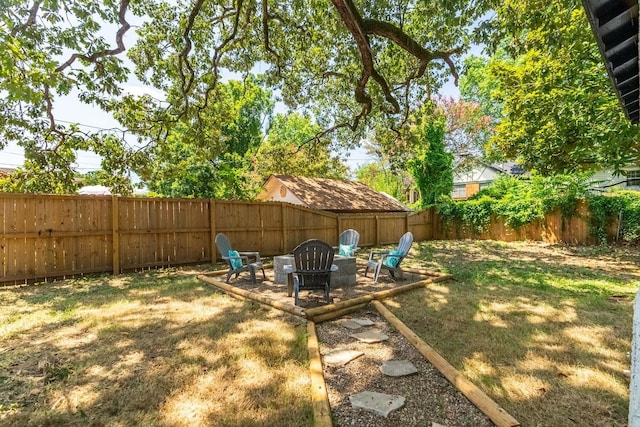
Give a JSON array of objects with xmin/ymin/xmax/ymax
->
[
  {"xmin": 1, "ymin": 0, "xmax": 494, "ymax": 193},
  {"xmin": 5, "ymin": 0, "xmax": 639, "ymax": 195},
  {"xmin": 463, "ymin": 0, "xmax": 640, "ymax": 175},
  {"xmin": 254, "ymin": 112, "xmax": 348, "ymax": 180},
  {"xmin": 142, "ymin": 77, "xmax": 274, "ymax": 199}
]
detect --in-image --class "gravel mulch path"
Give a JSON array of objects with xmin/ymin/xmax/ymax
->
[{"xmin": 315, "ymin": 307, "xmax": 494, "ymax": 427}]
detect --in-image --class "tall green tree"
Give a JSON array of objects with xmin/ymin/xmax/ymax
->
[
  {"xmin": 1, "ymin": 0, "xmax": 494, "ymax": 192},
  {"xmin": 459, "ymin": 55, "xmax": 502, "ymax": 121},
  {"xmin": 474, "ymin": 0, "xmax": 640, "ymax": 174},
  {"xmin": 142, "ymin": 78, "xmax": 274, "ymax": 199},
  {"xmin": 438, "ymin": 96, "xmax": 494, "ymax": 171},
  {"xmin": 355, "ymin": 161, "xmax": 411, "ymax": 204},
  {"xmin": 406, "ymin": 105, "xmax": 453, "ymax": 207},
  {"xmin": 371, "ymin": 101, "xmax": 453, "ymax": 207},
  {"xmin": 254, "ymin": 113, "xmax": 348, "ymax": 180}
]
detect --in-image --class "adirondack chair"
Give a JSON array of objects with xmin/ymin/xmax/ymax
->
[
  {"xmin": 214, "ymin": 233, "xmax": 265, "ymax": 284},
  {"xmin": 364, "ymin": 231, "xmax": 414, "ymax": 283},
  {"xmin": 291, "ymin": 239, "xmax": 337, "ymax": 305},
  {"xmin": 336, "ymin": 229, "xmax": 360, "ymax": 257}
]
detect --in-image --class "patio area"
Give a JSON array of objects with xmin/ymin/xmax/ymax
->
[{"xmin": 199, "ymin": 261, "xmax": 436, "ymax": 310}]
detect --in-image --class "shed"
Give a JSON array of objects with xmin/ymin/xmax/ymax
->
[{"xmin": 256, "ymin": 174, "xmax": 410, "ymax": 213}]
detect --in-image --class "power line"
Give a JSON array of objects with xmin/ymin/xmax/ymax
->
[{"xmin": 56, "ymin": 118, "xmax": 127, "ymax": 133}]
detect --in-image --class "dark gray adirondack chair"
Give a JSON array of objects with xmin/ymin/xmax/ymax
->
[
  {"xmin": 214, "ymin": 233, "xmax": 265, "ymax": 284},
  {"xmin": 365, "ymin": 231, "xmax": 414, "ymax": 283},
  {"xmin": 292, "ymin": 239, "xmax": 336, "ymax": 305},
  {"xmin": 336, "ymin": 229, "xmax": 360, "ymax": 256}
]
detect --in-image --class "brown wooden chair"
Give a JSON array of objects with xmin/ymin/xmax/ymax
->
[{"xmin": 292, "ymin": 239, "xmax": 336, "ymax": 305}]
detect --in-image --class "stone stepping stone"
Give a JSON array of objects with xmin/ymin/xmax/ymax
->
[
  {"xmin": 339, "ymin": 319, "xmax": 364, "ymax": 330},
  {"xmin": 350, "ymin": 317, "xmax": 374, "ymax": 326},
  {"xmin": 380, "ymin": 360, "xmax": 418, "ymax": 377},
  {"xmin": 349, "ymin": 390, "xmax": 405, "ymax": 417},
  {"xmin": 350, "ymin": 330, "xmax": 389, "ymax": 343},
  {"xmin": 323, "ymin": 348, "xmax": 364, "ymax": 366}
]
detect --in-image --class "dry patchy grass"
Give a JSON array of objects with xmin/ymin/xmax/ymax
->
[
  {"xmin": 0, "ymin": 268, "xmax": 312, "ymax": 427},
  {"xmin": 387, "ymin": 240, "xmax": 638, "ymax": 426}
]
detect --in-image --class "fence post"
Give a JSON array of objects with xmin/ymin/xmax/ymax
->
[
  {"xmin": 112, "ymin": 195, "xmax": 120, "ymax": 275},
  {"xmin": 210, "ymin": 199, "xmax": 216, "ymax": 263},
  {"xmin": 281, "ymin": 203, "xmax": 287, "ymax": 254},
  {"xmin": 375, "ymin": 215, "xmax": 380, "ymax": 246},
  {"xmin": 337, "ymin": 215, "xmax": 342, "ymax": 242}
]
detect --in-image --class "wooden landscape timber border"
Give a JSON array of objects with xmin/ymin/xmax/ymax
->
[
  {"xmin": 373, "ymin": 300, "xmax": 521, "ymax": 427},
  {"xmin": 307, "ymin": 321, "xmax": 334, "ymax": 427},
  {"xmin": 198, "ymin": 270, "xmax": 522, "ymax": 426},
  {"xmin": 197, "ymin": 274, "xmax": 307, "ymax": 317},
  {"xmin": 303, "ymin": 274, "xmax": 453, "ymax": 322},
  {"xmin": 197, "ymin": 269, "xmax": 453, "ymax": 321}
]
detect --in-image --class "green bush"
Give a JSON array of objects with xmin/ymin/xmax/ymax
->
[
  {"xmin": 434, "ymin": 172, "xmax": 640, "ymax": 244},
  {"xmin": 587, "ymin": 191, "xmax": 640, "ymax": 244}
]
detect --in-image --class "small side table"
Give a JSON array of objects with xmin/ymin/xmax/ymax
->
[{"xmin": 274, "ymin": 255, "xmax": 295, "ymax": 284}]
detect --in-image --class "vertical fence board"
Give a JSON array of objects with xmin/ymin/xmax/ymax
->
[{"xmin": 0, "ymin": 197, "xmax": 6, "ymax": 280}]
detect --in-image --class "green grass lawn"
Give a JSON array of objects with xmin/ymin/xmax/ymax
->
[
  {"xmin": 0, "ymin": 268, "xmax": 312, "ymax": 427},
  {"xmin": 1, "ymin": 240, "xmax": 636, "ymax": 426},
  {"xmin": 387, "ymin": 240, "xmax": 637, "ymax": 426}
]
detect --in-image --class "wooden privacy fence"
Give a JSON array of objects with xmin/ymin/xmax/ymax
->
[
  {"xmin": 0, "ymin": 194, "xmax": 431, "ymax": 284},
  {"xmin": 0, "ymin": 194, "xmax": 610, "ymax": 284},
  {"xmin": 431, "ymin": 200, "xmax": 613, "ymax": 245}
]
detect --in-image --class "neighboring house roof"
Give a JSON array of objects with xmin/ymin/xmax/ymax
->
[
  {"xmin": 582, "ymin": 0, "xmax": 639, "ymax": 123},
  {"xmin": 454, "ymin": 161, "xmax": 526, "ymax": 185},
  {"xmin": 489, "ymin": 161, "xmax": 526, "ymax": 176},
  {"xmin": 78, "ymin": 185, "xmax": 111, "ymax": 195},
  {"xmin": 257, "ymin": 174, "xmax": 410, "ymax": 212},
  {"xmin": 0, "ymin": 167, "xmax": 16, "ymax": 177}
]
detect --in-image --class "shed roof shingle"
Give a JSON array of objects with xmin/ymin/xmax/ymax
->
[{"xmin": 266, "ymin": 175, "xmax": 409, "ymax": 212}]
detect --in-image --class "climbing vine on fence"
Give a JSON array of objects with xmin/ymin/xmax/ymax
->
[
  {"xmin": 435, "ymin": 173, "xmax": 640, "ymax": 243},
  {"xmin": 587, "ymin": 191, "xmax": 640, "ymax": 244}
]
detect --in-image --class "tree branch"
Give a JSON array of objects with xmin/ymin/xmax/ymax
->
[
  {"xmin": 330, "ymin": 0, "xmax": 408, "ymax": 121},
  {"xmin": 177, "ymin": 0, "xmax": 206, "ymax": 111},
  {"xmin": 361, "ymin": 19, "xmax": 462, "ymax": 84},
  {"xmin": 328, "ymin": 0, "xmax": 465, "ymax": 129},
  {"xmin": 55, "ymin": 0, "xmax": 131, "ymax": 72},
  {"xmin": 197, "ymin": 1, "xmax": 244, "ymax": 115},
  {"xmin": 10, "ymin": 1, "xmax": 41, "ymax": 36},
  {"xmin": 261, "ymin": 0, "xmax": 282, "ymax": 75}
]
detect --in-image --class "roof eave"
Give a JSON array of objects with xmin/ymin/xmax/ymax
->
[{"xmin": 581, "ymin": 0, "xmax": 640, "ymax": 123}]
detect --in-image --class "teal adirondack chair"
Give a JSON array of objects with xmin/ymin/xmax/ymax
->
[
  {"xmin": 214, "ymin": 233, "xmax": 265, "ymax": 284},
  {"xmin": 364, "ymin": 231, "xmax": 413, "ymax": 283}
]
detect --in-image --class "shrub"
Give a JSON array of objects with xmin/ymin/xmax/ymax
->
[{"xmin": 434, "ymin": 172, "xmax": 640, "ymax": 243}]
